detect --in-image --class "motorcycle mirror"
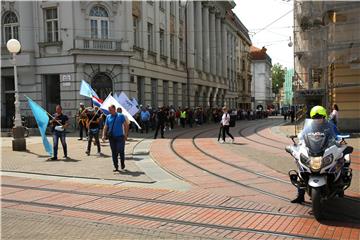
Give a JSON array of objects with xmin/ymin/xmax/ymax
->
[
  {"xmin": 287, "ymin": 135, "xmax": 297, "ymax": 145},
  {"xmin": 285, "ymin": 146, "xmax": 292, "ymax": 154},
  {"xmin": 343, "ymin": 146, "xmax": 353, "ymax": 155}
]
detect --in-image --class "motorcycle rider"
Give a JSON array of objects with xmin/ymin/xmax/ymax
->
[{"xmin": 291, "ymin": 105, "xmax": 336, "ymax": 203}]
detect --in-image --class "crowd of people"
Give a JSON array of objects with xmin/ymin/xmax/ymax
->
[{"xmin": 48, "ymin": 103, "xmax": 274, "ymax": 172}]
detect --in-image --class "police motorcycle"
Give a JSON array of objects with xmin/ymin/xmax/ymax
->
[{"xmin": 285, "ymin": 116, "xmax": 353, "ymax": 220}]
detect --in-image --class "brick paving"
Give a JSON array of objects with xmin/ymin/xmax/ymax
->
[{"xmin": 2, "ymin": 117, "xmax": 360, "ymax": 239}]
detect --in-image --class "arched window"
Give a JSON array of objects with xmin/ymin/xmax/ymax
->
[
  {"xmin": 89, "ymin": 6, "xmax": 109, "ymax": 39},
  {"xmin": 3, "ymin": 11, "xmax": 19, "ymax": 43}
]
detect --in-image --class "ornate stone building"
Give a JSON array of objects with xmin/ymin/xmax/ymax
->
[{"xmin": 1, "ymin": 1, "xmax": 252, "ymax": 128}]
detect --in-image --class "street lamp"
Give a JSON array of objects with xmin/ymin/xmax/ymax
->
[
  {"xmin": 180, "ymin": 0, "xmax": 190, "ymax": 108},
  {"xmin": 7, "ymin": 38, "xmax": 26, "ymax": 151}
]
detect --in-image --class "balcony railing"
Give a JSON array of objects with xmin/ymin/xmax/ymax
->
[{"xmin": 74, "ymin": 37, "xmax": 125, "ymax": 51}]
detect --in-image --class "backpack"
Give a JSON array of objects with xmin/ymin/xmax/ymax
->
[{"xmin": 229, "ymin": 114, "xmax": 236, "ymax": 127}]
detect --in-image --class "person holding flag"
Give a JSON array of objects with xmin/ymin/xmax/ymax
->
[
  {"xmin": 50, "ymin": 105, "xmax": 69, "ymax": 160},
  {"xmin": 102, "ymin": 104, "xmax": 129, "ymax": 171}
]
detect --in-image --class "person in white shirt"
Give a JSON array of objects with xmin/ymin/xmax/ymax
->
[
  {"xmin": 329, "ymin": 104, "xmax": 339, "ymax": 127},
  {"xmin": 220, "ymin": 107, "xmax": 234, "ymax": 143}
]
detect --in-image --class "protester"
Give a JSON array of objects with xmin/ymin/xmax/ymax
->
[
  {"xmin": 102, "ymin": 105, "xmax": 129, "ymax": 171},
  {"xmin": 77, "ymin": 103, "xmax": 88, "ymax": 140},
  {"xmin": 85, "ymin": 107, "xmax": 101, "ymax": 156},
  {"xmin": 49, "ymin": 105, "xmax": 69, "ymax": 160}
]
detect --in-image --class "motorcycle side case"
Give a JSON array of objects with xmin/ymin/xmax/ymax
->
[{"xmin": 308, "ymin": 176, "xmax": 327, "ymax": 187}]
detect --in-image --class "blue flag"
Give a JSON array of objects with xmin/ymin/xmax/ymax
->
[
  {"xmin": 26, "ymin": 96, "xmax": 53, "ymax": 156},
  {"xmin": 80, "ymin": 80, "xmax": 99, "ymax": 98}
]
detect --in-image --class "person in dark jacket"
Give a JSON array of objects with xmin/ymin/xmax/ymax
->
[{"xmin": 154, "ymin": 107, "xmax": 166, "ymax": 139}]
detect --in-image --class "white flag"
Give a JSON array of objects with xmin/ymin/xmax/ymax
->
[
  {"xmin": 100, "ymin": 94, "xmax": 141, "ymax": 129},
  {"xmin": 115, "ymin": 92, "xmax": 139, "ymax": 116}
]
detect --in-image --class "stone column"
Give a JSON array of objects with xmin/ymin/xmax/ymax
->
[
  {"xmin": 141, "ymin": 1, "xmax": 148, "ymax": 58},
  {"xmin": 166, "ymin": 1, "xmax": 171, "ymax": 65},
  {"xmin": 202, "ymin": 6, "xmax": 210, "ymax": 73},
  {"xmin": 216, "ymin": 16, "xmax": 222, "ymax": 78},
  {"xmin": 155, "ymin": 1, "xmax": 160, "ymax": 63},
  {"xmin": 222, "ymin": 21, "xmax": 227, "ymax": 80},
  {"xmin": 124, "ymin": 1, "xmax": 133, "ymax": 51},
  {"xmin": 175, "ymin": 1, "xmax": 180, "ymax": 68},
  {"xmin": 187, "ymin": 1, "xmax": 195, "ymax": 69},
  {"xmin": 195, "ymin": 1, "xmax": 203, "ymax": 72},
  {"xmin": 209, "ymin": 9, "xmax": 216, "ymax": 76}
]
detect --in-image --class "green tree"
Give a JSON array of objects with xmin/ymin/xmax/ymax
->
[{"xmin": 272, "ymin": 63, "xmax": 286, "ymax": 94}]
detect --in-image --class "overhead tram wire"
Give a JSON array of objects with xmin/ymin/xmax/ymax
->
[{"xmin": 252, "ymin": 8, "xmax": 294, "ymax": 36}]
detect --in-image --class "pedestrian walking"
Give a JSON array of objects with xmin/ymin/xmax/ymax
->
[
  {"xmin": 49, "ymin": 105, "xmax": 69, "ymax": 160},
  {"xmin": 102, "ymin": 105, "xmax": 129, "ymax": 171},
  {"xmin": 329, "ymin": 104, "xmax": 339, "ymax": 127},
  {"xmin": 85, "ymin": 107, "xmax": 101, "ymax": 156},
  {"xmin": 140, "ymin": 107, "xmax": 150, "ymax": 133},
  {"xmin": 220, "ymin": 107, "xmax": 234, "ymax": 144},
  {"xmin": 77, "ymin": 103, "xmax": 88, "ymax": 140},
  {"xmin": 154, "ymin": 107, "xmax": 166, "ymax": 139}
]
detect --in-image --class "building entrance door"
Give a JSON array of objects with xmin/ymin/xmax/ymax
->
[
  {"xmin": 1, "ymin": 76, "xmax": 15, "ymax": 128},
  {"xmin": 91, "ymin": 73, "xmax": 112, "ymax": 100}
]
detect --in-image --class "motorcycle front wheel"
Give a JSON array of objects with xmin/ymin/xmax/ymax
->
[{"xmin": 312, "ymin": 187, "xmax": 323, "ymax": 221}]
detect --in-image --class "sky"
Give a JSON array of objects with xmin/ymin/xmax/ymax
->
[{"xmin": 233, "ymin": 0, "xmax": 294, "ymax": 69}]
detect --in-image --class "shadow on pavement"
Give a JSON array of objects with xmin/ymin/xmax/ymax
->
[
  {"xmin": 125, "ymin": 156, "xmax": 144, "ymax": 161},
  {"xmin": 118, "ymin": 169, "xmax": 145, "ymax": 177},
  {"xmin": 25, "ymin": 150, "xmax": 49, "ymax": 158},
  {"xmin": 318, "ymin": 197, "xmax": 360, "ymax": 226},
  {"xmin": 46, "ymin": 157, "xmax": 81, "ymax": 162}
]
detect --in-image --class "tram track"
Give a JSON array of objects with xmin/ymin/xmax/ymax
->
[
  {"xmin": 1, "ymin": 183, "xmax": 311, "ymax": 218},
  {"xmin": 1, "ymin": 197, "xmax": 329, "ymax": 240},
  {"xmin": 167, "ymin": 119, "xmax": 360, "ymax": 215}
]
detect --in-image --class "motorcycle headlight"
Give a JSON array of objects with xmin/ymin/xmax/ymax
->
[
  {"xmin": 322, "ymin": 154, "xmax": 333, "ymax": 168},
  {"xmin": 300, "ymin": 153, "xmax": 310, "ymax": 166},
  {"xmin": 310, "ymin": 157, "xmax": 322, "ymax": 172}
]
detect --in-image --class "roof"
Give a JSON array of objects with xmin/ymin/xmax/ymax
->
[
  {"xmin": 226, "ymin": 10, "xmax": 252, "ymax": 45},
  {"xmin": 250, "ymin": 46, "xmax": 272, "ymax": 63}
]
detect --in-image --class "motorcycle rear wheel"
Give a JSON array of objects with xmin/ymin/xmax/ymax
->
[{"xmin": 312, "ymin": 188, "xmax": 323, "ymax": 221}]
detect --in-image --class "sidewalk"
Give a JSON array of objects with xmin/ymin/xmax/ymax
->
[{"xmin": 1, "ymin": 132, "xmax": 191, "ymax": 191}]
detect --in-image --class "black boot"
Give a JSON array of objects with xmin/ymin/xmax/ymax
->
[{"xmin": 291, "ymin": 195, "xmax": 305, "ymax": 204}]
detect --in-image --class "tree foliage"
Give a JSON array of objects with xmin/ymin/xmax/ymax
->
[{"xmin": 272, "ymin": 63, "xmax": 286, "ymax": 94}]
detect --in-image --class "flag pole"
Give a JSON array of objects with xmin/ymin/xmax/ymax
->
[{"xmin": 24, "ymin": 95, "xmax": 63, "ymax": 125}]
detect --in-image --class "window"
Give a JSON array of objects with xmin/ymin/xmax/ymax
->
[
  {"xmin": 3, "ymin": 11, "xmax": 19, "ymax": 43},
  {"xmin": 173, "ymin": 82, "xmax": 178, "ymax": 107},
  {"xmin": 159, "ymin": 1, "xmax": 165, "ymax": 11},
  {"xmin": 133, "ymin": 16, "xmax": 139, "ymax": 47},
  {"xmin": 147, "ymin": 22, "xmax": 154, "ymax": 51},
  {"xmin": 170, "ymin": 34, "xmax": 175, "ymax": 59},
  {"xmin": 160, "ymin": 29, "xmax": 165, "ymax": 55},
  {"xmin": 45, "ymin": 8, "xmax": 59, "ymax": 42},
  {"xmin": 179, "ymin": 37, "xmax": 184, "ymax": 62},
  {"xmin": 90, "ymin": 6, "xmax": 109, "ymax": 39},
  {"xmin": 151, "ymin": 78, "xmax": 157, "ymax": 107},
  {"xmin": 163, "ymin": 81, "xmax": 169, "ymax": 106},
  {"xmin": 170, "ymin": 2, "xmax": 175, "ymax": 16},
  {"xmin": 182, "ymin": 83, "xmax": 186, "ymax": 107},
  {"xmin": 137, "ymin": 76, "xmax": 144, "ymax": 104}
]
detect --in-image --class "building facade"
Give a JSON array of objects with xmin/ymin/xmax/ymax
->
[
  {"xmin": 250, "ymin": 46, "xmax": 273, "ymax": 110},
  {"xmin": 293, "ymin": 1, "xmax": 360, "ymax": 131},
  {"xmin": 1, "ymin": 0, "xmax": 252, "ymax": 129}
]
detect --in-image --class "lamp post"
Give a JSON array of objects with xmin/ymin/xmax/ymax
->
[
  {"xmin": 6, "ymin": 38, "xmax": 26, "ymax": 151},
  {"xmin": 180, "ymin": 0, "xmax": 190, "ymax": 108}
]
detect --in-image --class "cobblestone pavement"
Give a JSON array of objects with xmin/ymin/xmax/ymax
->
[{"xmin": 2, "ymin": 208, "xmax": 218, "ymax": 240}]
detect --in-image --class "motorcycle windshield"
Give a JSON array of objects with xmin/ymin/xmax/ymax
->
[{"xmin": 301, "ymin": 119, "xmax": 336, "ymax": 156}]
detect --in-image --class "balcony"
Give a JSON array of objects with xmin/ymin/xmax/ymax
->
[{"xmin": 71, "ymin": 37, "xmax": 132, "ymax": 56}]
